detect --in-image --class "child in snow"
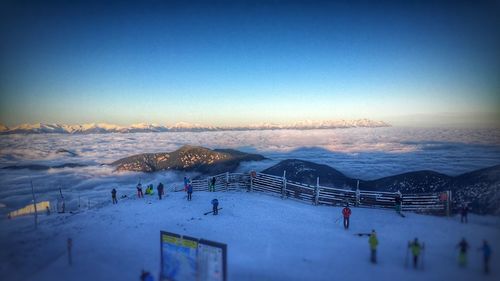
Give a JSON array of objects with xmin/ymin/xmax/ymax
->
[
  {"xmin": 211, "ymin": 198, "xmax": 219, "ymax": 215},
  {"xmin": 478, "ymin": 240, "xmax": 491, "ymax": 274},
  {"xmin": 137, "ymin": 183, "xmax": 143, "ymax": 198},
  {"xmin": 111, "ymin": 188, "xmax": 118, "ymax": 204},
  {"xmin": 157, "ymin": 182, "xmax": 164, "ymax": 200},
  {"xmin": 342, "ymin": 203, "xmax": 352, "ymax": 229},
  {"xmin": 187, "ymin": 184, "xmax": 193, "ymax": 201},
  {"xmin": 460, "ymin": 203, "xmax": 469, "ymax": 223},
  {"xmin": 145, "ymin": 185, "xmax": 154, "ymax": 195},
  {"xmin": 369, "ymin": 230, "xmax": 378, "ymax": 264},
  {"xmin": 210, "ymin": 177, "xmax": 216, "ymax": 192},
  {"xmin": 408, "ymin": 238, "xmax": 424, "ymax": 268},
  {"xmin": 457, "ymin": 238, "xmax": 469, "ymax": 267}
]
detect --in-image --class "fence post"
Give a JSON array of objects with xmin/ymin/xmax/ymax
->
[
  {"xmin": 314, "ymin": 177, "xmax": 320, "ymax": 205},
  {"xmin": 225, "ymin": 172, "xmax": 229, "ymax": 191},
  {"xmin": 282, "ymin": 170, "xmax": 287, "ymax": 199},
  {"xmin": 250, "ymin": 172, "xmax": 254, "ymax": 192},
  {"xmin": 355, "ymin": 180, "xmax": 360, "ymax": 207},
  {"xmin": 30, "ymin": 181, "xmax": 38, "ymax": 230},
  {"xmin": 446, "ymin": 190, "xmax": 452, "ymax": 216}
]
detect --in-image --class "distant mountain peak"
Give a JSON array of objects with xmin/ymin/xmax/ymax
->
[
  {"xmin": 111, "ymin": 145, "xmax": 266, "ymax": 174},
  {"xmin": 0, "ymin": 119, "xmax": 390, "ymax": 134}
]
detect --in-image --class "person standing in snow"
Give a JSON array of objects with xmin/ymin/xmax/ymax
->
[
  {"xmin": 187, "ymin": 184, "xmax": 193, "ymax": 201},
  {"xmin": 369, "ymin": 229, "xmax": 378, "ymax": 264},
  {"xmin": 342, "ymin": 203, "xmax": 352, "ymax": 230},
  {"xmin": 408, "ymin": 238, "xmax": 424, "ymax": 269},
  {"xmin": 478, "ymin": 240, "xmax": 491, "ymax": 274},
  {"xmin": 137, "ymin": 183, "xmax": 143, "ymax": 198},
  {"xmin": 111, "ymin": 188, "xmax": 118, "ymax": 204},
  {"xmin": 211, "ymin": 198, "xmax": 219, "ymax": 215},
  {"xmin": 395, "ymin": 193, "xmax": 402, "ymax": 215},
  {"xmin": 457, "ymin": 238, "xmax": 469, "ymax": 267},
  {"xmin": 210, "ymin": 177, "xmax": 216, "ymax": 192},
  {"xmin": 460, "ymin": 203, "xmax": 469, "ymax": 223},
  {"xmin": 157, "ymin": 182, "xmax": 164, "ymax": 200}
]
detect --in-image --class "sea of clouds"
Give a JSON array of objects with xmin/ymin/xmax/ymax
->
[{"xmin": 1, "ymin": 127, "xmax": 499, "ymax": 213}]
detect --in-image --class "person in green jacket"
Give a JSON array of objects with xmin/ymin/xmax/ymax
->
[
  {"xmin": 369, "ymin": 229, "xmax": 379, "ymax": 264},
  {"xmin": 409, "ymin": 238, "xmax": 424, "ymax": 268}
]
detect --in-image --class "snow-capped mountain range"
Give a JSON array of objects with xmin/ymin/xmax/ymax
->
[{"xmin": 0, "ymin": 119, "xmax": 390, "ymax": 134}]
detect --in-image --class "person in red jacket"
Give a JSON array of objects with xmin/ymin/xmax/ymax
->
[{"xmin": 342, "ymin": 203, "xmax": 352, "ymax": 229}]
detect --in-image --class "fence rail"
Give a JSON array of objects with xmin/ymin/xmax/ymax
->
[
  {"xmin": 190, "ymin": 171, "xmax": 452, "ymax": 215},
  {"xmin": 9, "ymin": 171, "xmax": 451, "ymax": 221}
]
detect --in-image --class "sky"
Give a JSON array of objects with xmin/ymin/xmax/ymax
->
[{"xmin": 0, "ymin": 0, "xmax": 499, "ymax": 128}]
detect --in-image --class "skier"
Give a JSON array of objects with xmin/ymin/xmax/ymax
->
[
  {"xmin": 457, "ymin": 238, "xmax": 469, "ymax": 267},
  {"xmin": 187, "ymin": 184, "xmax": 193, "ymax": 201},
  {"xmin": 369, "ymin": 229, "xmax": 378, "ymax": 264},
  {"xmin": 137, "ymin": 183, "xmax": 143, "ymax": 198},
  {"xmin": 342, "ymin": 203, "xmax": 352, "ymax": 230},
  {"xmin": 478, "ymin": 240, "xmax": 491, "ymax": 274},
  {"xmin": 394, "ymin": 192, "xmax": 403, "ymax": 216},
  {"xmin": 111, "ymin": 188, "xmax": 118, "ymax": 204},
  {"xmin": 211, "ymin": 198, "xmax": 219, "ymax": 215},
  {"xmin": 210, "ymin": 177, "xmax": 216, "ymax": 192},
  {"xmin": 157, "ymin": 182, "xmax": 164, "ymax": 200},
  {"xmin": 140, "ymin": 270, "xmax": 154, "ymax": 281},
  {"xmin": 460, "ymin": 203, "xmax": 469, "ymax": 223},
  {"xmin": 408, "ymin": 238, "xmax": 424, "ymax": 269}
]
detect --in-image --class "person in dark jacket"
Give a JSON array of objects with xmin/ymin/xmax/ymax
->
[
  {"xmin": 408, "ymin": 238, "xmax": 424, "ymax": 269},
  {"xmin": 342, "ymin": 203, "xmax": 352, "ymax": 230},
  {"xmin": 211, "ymin": 198, "xmax": 219, "ymax": 215},
  {"xmin": 187, "ymin": 184, "xmax": 193, "ymax": 201},
  {"xmin": 137, "ymin": 183, "xmax": 143, "ymax": 198},
  {"xmin": 157, "ymin": 182, "xmax": 164, "ymax": 200},
  {"xmin": 478, "ymin": 240, "xmax": 492, "ymax": 274},
  {"xmin": 460, "ymin": 203, "xmax": 469, "ymax": 223},
  {"xmin": 395, "ymin": 193, "xmax": 402, "ymax": 214},
  {"xmin": 457, "ymin": 238, "xmax": 469, "ymax": 267},
  {"xmin": 210, "ymin": 177, "xmax": 216, "ymax": 192},
  {"xmin": 111, "ymin": 188, "xmax": 118, "ymax": 204},
  {"xmin": 369, "ymin": 230, "xmax": 378, "ymax": 264}
]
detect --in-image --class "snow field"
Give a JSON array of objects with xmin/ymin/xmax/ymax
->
[{"xmin": 1, "ymin": 190, "xmax": 499, "ymax": 281}]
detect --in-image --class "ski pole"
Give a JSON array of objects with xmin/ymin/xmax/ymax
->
[{"xmin": 334, "ymin": 215, "xmax": 343, "ymax": 223}]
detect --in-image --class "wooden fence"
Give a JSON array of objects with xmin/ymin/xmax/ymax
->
[{"xmin": 191, "ymin": 171, "xmax": 452, "ymax": 215}]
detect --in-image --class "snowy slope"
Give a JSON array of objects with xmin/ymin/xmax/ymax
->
[{"xmin": 1, "ymin": 190, "xmax": 498, "ymax": 281}]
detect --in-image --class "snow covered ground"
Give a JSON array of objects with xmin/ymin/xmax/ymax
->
[{"xmin": 1, "ymin": 189, "xmax": 498, "ymax": 281}]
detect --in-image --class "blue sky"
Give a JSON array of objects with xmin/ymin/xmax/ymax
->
[{"xmin": 0, "ymin": 0, "xmax": 499, "ymax": 127}]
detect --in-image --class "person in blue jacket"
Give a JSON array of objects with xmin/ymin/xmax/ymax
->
[
  {"xmin": 211, "ymin": 198, "xmax": 219, "ymax": 215},
  {"xmin": 479, "ymin": 240, "xmax": 492, "ymax": 274}
]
